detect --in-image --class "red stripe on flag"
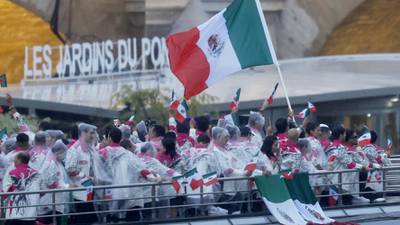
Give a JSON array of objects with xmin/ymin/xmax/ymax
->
[
  {"xmin": 170, "ymin": 100, "xmax": 180, "ymax": 110},
  {"xmin": 167, "ymin": 28, "xmax": 210, "ymax": 99},
  {"xmin": 175, "ymin": 112, "xmax": 186, "ymax": 124}
]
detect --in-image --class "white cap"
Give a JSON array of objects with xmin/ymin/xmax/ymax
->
[{"xmin": 319, "ymin": 124, "xmax": 329, "ymax": 129}]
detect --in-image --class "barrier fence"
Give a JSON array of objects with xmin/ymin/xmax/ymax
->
[{"xmin": 1, "ymin": 166, "xmax": 400, "ymax": 224}]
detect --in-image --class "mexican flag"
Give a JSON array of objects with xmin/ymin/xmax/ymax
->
[
  {"xmin": 255, "ymin": 175, "xmax": 307, "ymax": 225},
  {"xmin": 255, "ymin": 174, "xmax": 359, "ymax": 225},
  {"xmin": 296, "ymin": 108, "xmax": 310, "ymax": 119},
  {"xmin": 260, "ymin": 82, "xmax": 279, "ymax": 111},
  {"xmin": 202, "ymin": 172, "xmax": 219, "ymax": 186},
  {"xmin": 167, "ymin": 0, "xmax": 277, "ymax": 99},
  {"xmin": 175, "ymin": 100, "xmax": 189, "ymax": 123},
  {"xmin": 184, "ymin": 168, "xmax": 203, "ymax": 191},
  {"xmin": 172, "ymin": 175, "xmax": 185, "ymax": 193},
  {"xmin": 229, "ymin": 88, "xmax": 241, "ymax": 111},
  {"xmin": 285, "ymin": 173, "xmax": 334, "ymax": 224},
  {"xmin": 308, "ymin": 101, "xmax": 317, "ymax": 113}
]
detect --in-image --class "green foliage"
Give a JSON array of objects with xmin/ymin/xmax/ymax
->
[
  {"xmin": 112, "ymin": 86, "xmax": 218, "ymax": 125},
  {"xmin": 0, "ymin": 113, "xmax": 39, "ymax": 135}
]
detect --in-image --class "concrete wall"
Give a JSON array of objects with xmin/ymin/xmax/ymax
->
[
  {"xmin": 278, "ymin": 0, "xmax": 365, "ymax": 58},
  {"xmin": 11, "ymin": 0, "xmax": 364, "ymax": 57},
  {"xmin": 171, "ymin": 0, "xmax": 365, "ymax": 59}
]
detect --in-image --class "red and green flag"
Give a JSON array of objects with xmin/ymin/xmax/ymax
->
[
  {"xmin": 167, "ymin": 0, "xmax": 277, "ymax": 99},
  {"xmin": 175, "ymin": 100, "xmax": 189, "ymax": 123},
  {"xmin": 229, "ymin": 88, "xmax": 241, "ymax": 111}
]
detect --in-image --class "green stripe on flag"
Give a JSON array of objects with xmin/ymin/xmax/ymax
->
[
  {"xmin": 285, "ymin": 173, "xmax": 317, "ymax": 205},
  {"xmin": 255, "ymin": 175, "xmax": 291, "ymax": 203},
  {"xmin": 223, "ymin": 0, "xmax": 274, "ymax": 68}
]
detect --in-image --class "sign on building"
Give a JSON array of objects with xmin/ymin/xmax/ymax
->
[
  {"xmin": 0, "ymin": 74, "xmax": 7, "ymax": 87},
  {"xmin": 23, "ymin": 37, "xmax": 169, "ymax": 82}
]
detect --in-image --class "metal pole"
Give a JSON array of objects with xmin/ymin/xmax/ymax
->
[
  {"xmin": 338, "ymin": 172, "xmax": 343, "ymax": 206},
  {"xmin": 200, "ymin": 185, "xmax": 204, "ymax": 216},
  {"xmin": 151, "ymin": 184, "xmax": 156, "ymax": 219},
  {"xmin": 255, "ymin": 0, "xmax": 294, "ymax": 114},
  {"xmin": 382, "ymin": 169, "xmax": 387, "ymax": 199},
  {"xmin": 52, "ymin": 192, "xmax": 57, "ymax": 225},
  {"xmin": 247, "ymin": 181, "xmax": 252, "ymax": 213}
]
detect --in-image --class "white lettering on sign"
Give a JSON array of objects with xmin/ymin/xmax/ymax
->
[{"xmin": 23, "ymin": 37, "xmax": 168, "ymax": 82}]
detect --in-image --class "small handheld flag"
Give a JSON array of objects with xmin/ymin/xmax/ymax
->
[
  {"xmin": 184, "ymin": 168, "xmax": 203, "ymax": 191},
  {"xmin": 295, "ymin": 108, "xmax": 309, "ymax": 119},
  {"xmin": 86, "ymin": 186, "xmax": 94, "ymax": 202},
  {"xmin": 229, "ymin": 88, "xmax": 241, "ymax": 111},
  {"xmin": 260, "ymin": 82, "xmax": 279, "ymax": 111},
  {"xmin": 202, "ymin": 172, "xmax": 219, "ymax": 186},
  {"xmin": 387, "ymin": 138, "xmax": 392, "ymax": 149},
  {"xmin": 244, "ymin": 162, "xmax": 257, "ymax": 172},
  {"xmin": 169, "ymin": 89, "xmax": 180, "ymax": 110},
  {"xmin": 172, "ymin": 175, "xmax": 185, "ymax": 193},
  {"xmin": 308, "ymin": 101, "xmax": 317, "ymax": 113},
  {"xmin": 175, "ymin": 100, "xmax": 189, "ymax": 123}
]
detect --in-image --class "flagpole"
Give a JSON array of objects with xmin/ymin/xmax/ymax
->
[
  {"xmin": 276, "ymin": 64, "xmax": 293, "ymax": 114},
  {"xmin": 255, "ymin": 0, "xmax": 294, "ymax": 115}
]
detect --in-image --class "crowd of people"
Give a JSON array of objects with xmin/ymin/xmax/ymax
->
[{"xmin": 0, "ymin": 104, "xmax": 393, "ymax": 225}]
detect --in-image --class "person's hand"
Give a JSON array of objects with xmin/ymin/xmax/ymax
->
[
  {"xmin": 315, "ymin": 164, "xmax": 323, "ymax": 170},
  {"xmin": 169, "ymin": 109, "xmax": 175, "ymax": 118},
  {"xmin": 190, "ymin": 118, "xmax": 196, "ymax": 128},
  {"xmin": 263, "ymin": 170, "xmax": 272, "ymax": 176},
  {"xmin": 361, "ymin": 166, "xmax": 369, "ymax": 172},
  {"xmin": 245, "ymin": 170, "xmax": 253, "ymax": 177}
]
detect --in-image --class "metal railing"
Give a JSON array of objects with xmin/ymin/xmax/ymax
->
[{"xmin": 1, "ymin": 166, "xmax": 400, "ymax": 224}]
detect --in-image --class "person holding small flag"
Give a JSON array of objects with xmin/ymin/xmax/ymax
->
[
  {"xmin": 65, "ymin": 123, "xmax": 111, "ymax": 224},
  {"xmin": 209, "ymin": 127, "xmax": 253, "ymax": 214},
  {"xmin": 137, "ymin": 142, "xmax": 183, "ymax": 219},
  {"xmin": 359, "ymin": 129, "xmax": 390, "ymax": 203},
  {"xmin": 38, "ymin": 140, "xmax": 70, "ymax": 225}
]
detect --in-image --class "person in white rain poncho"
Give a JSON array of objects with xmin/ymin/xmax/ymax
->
[
  {"xmin": 247, "ymin": 112, "xmax": 265, "ymax": 149},
  {"xmin": 45, "ymin": 130, "xmax": 64, "ymax": 148},
  {"xmin": 175, "ymin": 119, "xmax": 196, "ymax": 152},
  {"xmin": 3, "ymin": 152, "xmax": 41, "ymax": 225},
  {"xmin": 38, "ymin": 140, "xmax": 70, "ymax": 225},
  {"xmin": 65, "ymin": 123, "xmax": 111, "ymax": 224},
  {"xmin": 305, "ymin": 122, "xmax": 328, "ymax": 170},
  {"xmin": 297, "ymin": 138, "xmax": 329, "ymax": 195},
  {"xmin": 325, "ymin": 124, "xmax": 369, "ymax": 205},
  {"xmin": 227, "ymin": 125, "xmax": 253, "ymax": 165},
  {"xmin": 5, "ymin": 133, "xmax": 31, "ymax": 172},
  {"xmin": 209, "ymin": 127, "xmax": 253, "ymax": 214},
  {"xmin": 137, "ymin": 142, "xmax": 182, "ymax": 219},
  {"xmin": 99, "ymin": 127, "xmax": 159, "ymax": 222},
  {"xmin": 0, "ymin": 138, "xmax": 15, "ymax": 192},
  {"xmin": 259, "ymin": 136, "xmax": 280, "ymax": 175},
  {"xmin": 279, "ymin": 128, "xmax": 302, "ymax": 172},
  {"xmin": 359, "ymin": 130, "xmax": 391, "ymax": 203},
  {"xmin": 28, "ymin": 131, "xmax": 49, "ymax": 171}
]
